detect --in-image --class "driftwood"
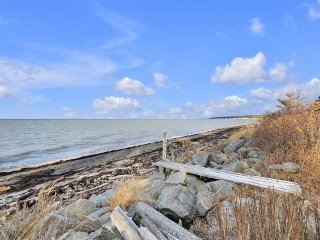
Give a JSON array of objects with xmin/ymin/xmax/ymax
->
[
  {"xmin": 131, "ymin": 202, "xmax": 201, "ymax": 240},
  {"xmin": 153, "ymin": 161, "xmax": 302, "ymax": 194},
  {"xmin": 138, "ymin": 227, "xmax": 158, "ymax": 240},
  {"xmin": 111, "ymin": 206, "xmax": 142, "ymax": 240},
  {"xmin": 162, "ymin": 132, "xmax": 168, "ymax": 161}
]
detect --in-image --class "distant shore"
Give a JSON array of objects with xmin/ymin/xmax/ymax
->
[{"xmin": 0, "ymin": 125, "xmax": 243, "ymax": 207}]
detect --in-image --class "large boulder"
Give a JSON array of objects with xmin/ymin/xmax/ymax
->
[
  {"xmin": 89, "ymin": 189, "xmax": 114, "ymax": 208},
  {"xmin": 186, "ymin": 174, "xmax": 206, "ymax": 194},
  {"xmin": 223, "ymin": 139, "xmax": 245, "ymax": 154},
  {"xmin": 205, "ymin": 180, "xmax": 234, "ymax": 197},
  {"xmin": 158, "ymin": 184, "xmax": 196, "ymax": 224},
  {"xmin": 61, "ymin": 199, "xmax": 97, "ymax": 218},
  {"xmin": 145, "ymin": 177, "xmax": 165, "ymax": 200},
  {"xmin": 196, "ymin": 192, "xmax": 219, "ymax": 216},
  {"xmin": 211, "ymin": 153, "xmax": 229, "ymax": 165},
  {"xmin": 165, "ymin": 171, "xmax": 187, "ymax": 185},
  {"xmin": 223, "ymin": 161, "xmax": 249, "ymax": 173},
  {"xmin": 191, "ymin": 152, "xmax": 211, "ymax": 167}
]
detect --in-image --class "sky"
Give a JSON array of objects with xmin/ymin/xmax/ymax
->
[{"xmin": 0, "ymin": 0, "xmax": 320, "ymax": 119}]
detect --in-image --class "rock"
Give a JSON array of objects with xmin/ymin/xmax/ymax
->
[
  {"xmin": 158, "ymin": 184, "xmax": 196, "ymax": 224},
  {"xmin": 223, "ymin": 161, "xmax": 249, "ymax": 173},
  {"xmin": 247, "ymin": 150, "xmax": 267, "ymax": 160},
  {"xmin": 148, "ymin": 172, "xmax": 165, "ymax": 180},
  {"xmin": 61, "ymin": 199, "xmax": 97, "ymax": 218},
  {"xmin": 185, "ymin": 160, "xmax": 193, "ymax": 165},
  {"xmin": 59, "ymin": 229, "xmax": 101, "ymax": 240},
  {"xmin": 281, "ymin": 162, "xmax": 300, "ymax": 173},
  {"xmin": 223, "ymin": 139, "xmax": 245, "ymax": 154},
  {"xmin": 101, "ymin": 222, "xmax": 123, "ymax": 240},
  {"xmin": 186, "ymin": 174, "xmax": 206, "ymax": 193},
  {"xmin": 243, "ymin": 168, "xmax": 261, "ymax": 176},
  {"xmin": 191, "ymin": 152, "xmax": 211, "ymax": 167},
  {"xmin": 145, "ymin": 177, "xmax": 165, "ymax": 200},
  {"xmin": 211, "ymin": 153, "xmax": 228, "ymax": 164},
  {"xmin": 87, "ymin": 208, "xmax": 108, "ymax": 223},
  {"xmin": 268, "ymin": 162, "xmax": 300, "ymax": 174},
  {"xmin": 98, "ymin": 212, "xmax": 111, "ymax": 225},
  {"xmin": 209, "ymin": 161, "xmax": 223, "ymax": 169},
  {"xmin": 196, "ymin": 192, "xmax": 219, "ymax": 216},
  {"xmin": 165, "ymin": 171, "xmax": 187, "ymax": 185},
  {"xmin": 247, "ymin": 158, "xmax": 263, "ymax": 168},
  {"xmin": 89, "ymin": 189, "xmax": 113, "ymax": 208},
  {"xmin": 205, "ymin": 180, "xmax": 234, "ymax": 197},
  {"xmin": 237, "ymin": 147, "xmax": 249, "ymax": 158}
]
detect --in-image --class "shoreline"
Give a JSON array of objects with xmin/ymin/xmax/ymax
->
[{"xmin": 0, "ymin": 125, "xmax": 243, "ymax": 207}]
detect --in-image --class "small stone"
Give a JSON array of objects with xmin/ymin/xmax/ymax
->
[
  {"xmin": 243, "ymin": 168, "xmax": 261, "ymax": 176},
  {"xmin": 191, "ymin": 152, "xmax": 211, "ymax": 167},
  {"xmin": 165, "ymin": 171, "xmax": 187, "ymax": 185},
  {"xmin": 281, "ymin": 162, "xmax": 300, "ymax": 173}
]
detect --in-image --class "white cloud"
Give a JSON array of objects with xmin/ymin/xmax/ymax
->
[
  {"xmin": 61, "ymin": 107, "xmax": 77, "ymax": 118},
  {"xmin": 93, "ymin": 96, "xmax": 139, "ymax": 113},
  {"xmin": 169, "ymin": 107, "xmax": 182, "ymax": 114},
  {"xmin": 153, "ymin": 72, "xmax": 168, "ymax": 87},
  {"xmin": 251, "ymin": 87, "xmax": 276, "ymax": 100},
  {"xmin": 309, "ymin": 7, "xmax": 320, "ymax": 20},
  {"xmin": 0, "ymin": 85, "xmax": 11, "ymax": 98},
  {"xmin": 212, "ymin": 52, "xmax": 266, "ymax": 83},
  {"xmin": 249, "ymin": 17, "xmax": 264, "ymax": 35},
  {"xmin": 116, "ymin": 77, "xmax": 155, "ymax": 96},
  {"xmin": 224, "ymin": 96, "xmax": 248, "ymax": 106},
  {"xmin": 268, "ymin": 60, "xmax": 294, "ymax": 81}
]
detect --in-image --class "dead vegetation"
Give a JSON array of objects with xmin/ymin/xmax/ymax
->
[
  {"xmin": 254, "ymin": 92, "xmax": 320, "ymax": 197},
  {"xmin": 109, "ymin": 177, "xmax": 153, "ymax": 211}
]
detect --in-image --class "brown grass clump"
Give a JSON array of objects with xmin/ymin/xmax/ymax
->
[
  {"xmin": 1, "ymin": 182, "xmax": 59, "ymax": 240},
  {"xmin": 254, "ymin": 93, "xmax": 320, "ymax": 197},
  {"xmin": 228, "ymin": 125, "xmax": 255, "ymax": 140},
  {"xmin": 109, "ymin": 177, "xmax": 153, "ymax": 211}
]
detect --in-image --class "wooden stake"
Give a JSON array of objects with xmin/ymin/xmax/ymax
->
[{"xmin": 162, "ymin": 132, "xmax": 167, "ymax": 161}]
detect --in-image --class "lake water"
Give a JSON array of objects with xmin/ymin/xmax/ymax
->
[{"xmin": 0, "ymin": 119, "xmax": 256, "ymax": 172}]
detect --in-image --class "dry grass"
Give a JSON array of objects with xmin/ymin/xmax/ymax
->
[
  {"xmin": 191, "ymin": 189, "xmax": 320, "ymax": 240},
  {"xmin": 253, "ymin": 96, "xmax": 320, "ymax": 197},
  {"xmin": 228, "ymin": 125, "xmax": 255, "ymax": 140},
  {"xmin": 0, "ymin": 182, "xmax": 59, "ymax": 240},
  {"xmin": 109, "ymin": 177, "xmax": 153, "ymax": 211}
]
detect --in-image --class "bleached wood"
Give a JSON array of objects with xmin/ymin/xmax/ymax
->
[
  {"xmin": 139, "ymin": 211, "xmax": 167, "ymax": 240},
  {"xmin": 132, "ymin": 202, "xmax": 201, "ymax": 240},
  {"xmin": 153, "ymin": 161, "xmax": 302, "ymax": 194},
  {"xmin": 162, "ymin": 132, "xmax": 168, "ymax": 161},
  {"xmin": 111, "ymin": 206, "xmax": 142, "ymax": 240}
]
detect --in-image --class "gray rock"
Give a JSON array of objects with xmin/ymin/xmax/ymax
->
[
  {"xmin": 145, "ymin": 177, "xmax": 165, "ymax": 200},
  {"xmin": 247, "ymin": 150, "xmax": 267, "ymax": 160},
  {"xmin": 89, "ymin": 189, "xmax": 113, "ymax": 208},
  {"xmin": 196, "ymin": 192, "xmax": 219, "ymax": 216},
  {"xmin": 209, "ymin": 161, "xmax": 223, "ymax": 169},
  {"xmin": 243, "ymin": 168, "xmax": 261, "ymax": 176},
  {"xmin": 268, "ymin": 164, "xmax": 283, "ymax": 173},
  {"xmin": 223, "ymin": 139, "xmax": 245, "ymax": 154},
  {"xmin": 186, "ymin": 174, "xmax": 206, "ymax": 193},
  {"xmin": 205, "ymin": 180, "xmax": 234, "ymax": 197},
  {"xmin": 98, "ymin": 212, "xmax": 111, "ymax": 225},
  {"xmin": 247, "ymin": 158, "xmax": 263, "ymax": 168},
  {"xmin": 211, "ymin": 153, "xmax": 228, "ymax": 164},
  {"xmin": 101, "ymin": 222, "xmax": 123, "ymax": 240},
  {"xmin": 158, "ymin": 184, "xmax": 196, "ymax": 224},
  {"xmin": 237, "ymin": 147, "xmax": 249, "ymax": 158},
  {"xmin": 148, "ymin": 172, "xmax": 165, "ymax": 180},
  {"xmin": 59, "ymin": 230, "xmax": 91, "ymax": 240},
  {"xmin": 223, "ymin": 161, "xmax": 249, "ymax": 173},
  {"xmin": 191, "ymin": 152, "xmax": 211, "ymax": 167},
  {"xmin": 165, "ymin": 171, "xmax": 187, "ymax": 185},
  {"xmin": 61, "ymin": 199, "xmax": 97, "ymax": 218},
  {"xmin": 281, "ymin": 162, "xmax": 300, "ymax": 173},
  {"xmin": 87, "ymin": 208, "xmax": 108, "ymax": 223},
  {"xmin": 185, "ymin": 160, "xmax": 194, "ymax": 165}
]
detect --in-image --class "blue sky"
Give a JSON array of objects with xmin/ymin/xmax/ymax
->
[{"xmin": 0, "ymin": 0, "xmax": 320, "ymax": 119}]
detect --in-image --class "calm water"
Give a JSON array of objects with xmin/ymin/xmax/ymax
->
[{"xmin": 0, "ymin": 119, "xmax": 256, "ymax": 172}]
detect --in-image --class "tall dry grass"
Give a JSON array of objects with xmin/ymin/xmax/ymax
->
[
  {"xmin": 0, "ymin": 182, "xmax": 59, "ymax": 240},
  {"xmin": 109, "ymin": 177, "xmax": 153, "ymax": 211},
  {"xmin": 253, "ymin": 93, "xmax": 320, "ymax": 197}
]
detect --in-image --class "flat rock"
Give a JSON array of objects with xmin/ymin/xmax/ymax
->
[
  {"xmin": 223, "ymin": 161, "xmax": 249, "ymax": 173},
  {"xmin": 158, "ymin": 184, "xmax": 196, "ymax": 224},
  {"xmin": 211, "ymin": 153, "xmax": 228, "ymax": 164},
  {"xmin": 165, "ymin": 171, "xmax": 187, "ymax": 185},
  {"xmin": 243, "ymin": 168, "xmax": 261, "ymax": 176},
  {"xmin": 61, "ymin": 199, "xmax": 97, "ymax": 218},
  {"xmin": 191, "ymin": 152, "xmax": 211, "ymax": 167},
  {"xmin": 223, "ymin": 139, "xmax": 245, "ymax": 154}
]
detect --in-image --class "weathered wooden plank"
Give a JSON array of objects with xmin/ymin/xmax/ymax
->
[
  {"xmin": 153, "ymin": 161, "xmax": 302, "ymax": 194},
  {"xmin": 111, "ymin": 206, "xmax": 142, "ymax": 240},
  {"xmin": 162, "ymin": 132, "xmax": 168, "ymax": 161},
  {"xmin": 139, "ymin": 211, "xmax": 167, "ymax": 240},
  {"xmin": 132, "ymin": 202, "xmax": 201, "ymax": 240}
]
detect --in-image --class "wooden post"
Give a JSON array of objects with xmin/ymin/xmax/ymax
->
[{"xmin": 162, "ymin": 132, "xmax": 167, "ymax": 161}]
